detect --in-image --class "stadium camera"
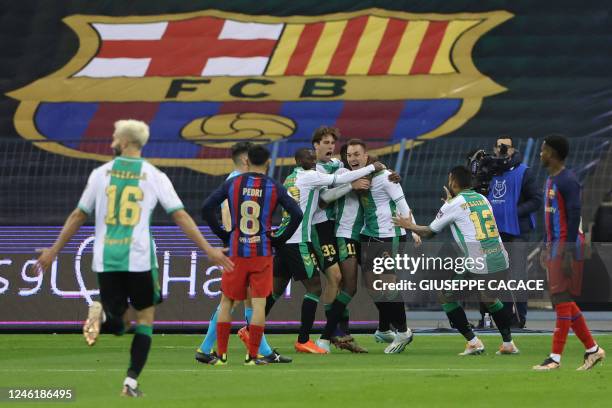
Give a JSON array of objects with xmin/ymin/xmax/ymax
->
[{"xmin": 466, "ymin": 146, "xmax": 513, "ymax": 195}]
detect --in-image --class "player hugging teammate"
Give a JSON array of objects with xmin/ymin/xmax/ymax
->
[
  {"xmin": 286, "ymin": 127, "xmax": 420, "ymax": 354},
  {"xmin": 250, "ymin": 126, "xmax": 419, "ymax": 355},
  {"xmin": 266, "ymin": 141, "xmax": 385, "ymax": 354}
]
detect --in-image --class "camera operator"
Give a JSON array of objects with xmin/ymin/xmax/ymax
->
[{"xmin": 486, "ymin": 137, "xmax": 542, "ymax": 327}]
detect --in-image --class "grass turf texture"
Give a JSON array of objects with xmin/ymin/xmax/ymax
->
[{"xmin": 0, "ymin": 333, "xmax": 609, "ymax": 407}]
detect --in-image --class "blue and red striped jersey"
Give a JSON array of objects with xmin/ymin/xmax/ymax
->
[
  {"xmin": 202, "ymin": 172, "xmax": 302, "ymax": 257},
  {"xmin": 544, "ymin": 168, "xmax": 584, "ymax": 257}
]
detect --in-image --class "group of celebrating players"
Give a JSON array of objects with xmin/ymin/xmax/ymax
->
[{"xmin": 34, "ymin": 121, "xmax": 605, "ymax": 397}]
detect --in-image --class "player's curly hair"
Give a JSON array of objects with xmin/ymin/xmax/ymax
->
[{"xmin": 311, "ymin": 125, "xmax": 340, "ymax": 146}]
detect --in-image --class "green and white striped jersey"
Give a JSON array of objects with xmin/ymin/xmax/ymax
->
[
  {"xmin": 334, "ymin": 168, "xmax": 363, "ymax": 240},
  {"xmin": 276, "ymin": 164, "xmax": 376, "ymax": 244},
  {"xmin": 360, "ymin": 170, "xmax": 410, "ymax": 238},
  {"xmin": 429, "ymin": 190, "xmax": 509, "ymax": 274},
  {"xmin": 77, "ymin": 156, "xmax": 184, "ymax": 273},
  {"xmin": 312, "ymin": 158, "xmax": 343, "ymax": 225}
]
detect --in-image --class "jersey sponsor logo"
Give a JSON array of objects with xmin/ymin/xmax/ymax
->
[
  {"xmin": 239, "ymin": 236, "xmax": 262, "ymax": 243},
  {"xmin": 104, "ymin": 236, "xmax": 133, "ymax": 246},
  {"xmin": 7, "ymin": 9, "xmax": 510, "ymax": 175},
  {"xmin": 492, "ymin": 179, "xmax": 507, "ymax": 199}
]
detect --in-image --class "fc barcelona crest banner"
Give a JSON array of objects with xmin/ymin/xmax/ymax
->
[{"xmin": 8, "ymin": 9, "xmax": 512, "ymax": 174}]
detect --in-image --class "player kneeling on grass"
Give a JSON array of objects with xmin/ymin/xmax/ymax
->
[
  {"xmin": 393, "ymin": 165, "xmax": 519, "ymax": 356},
  {"xmin": 202, "ymin": 145, "xmax": 303, "ymax": 366},
  {"xmin": 35, "ymin": 119, "xmax": 234, "ymax": 397}
]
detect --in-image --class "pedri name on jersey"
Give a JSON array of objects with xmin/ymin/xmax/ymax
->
[
  {"xmin": 239, "ymin": 186, "xmax": 263, "ymax": 244},
  {"xmin": 242, "ymin": 187, "xmax": 263, "ymax": 198}
]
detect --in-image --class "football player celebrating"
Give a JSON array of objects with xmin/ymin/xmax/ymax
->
[
  {"xmin": 36, "ymin": 120, "xmax": 233, "ymax": 396},
  {"xmin": 341, "ymin": 140, "xmax": 419, "ymax": 354},
  {"xmin": 315, "ymin": 142, "xmax": 371, "ymax": 353},
  {"xmin": 393, "ymin": 165, "xmax": 519, "ymax": 356},
  {"xmin": 266, "ymin": 148, "xmax": 384, "ymax": 353},
  {"xmin": 309, "ymin": 126, "xmax": 349, "ymax": 339}
]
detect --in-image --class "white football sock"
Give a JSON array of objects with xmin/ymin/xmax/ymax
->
[
  {"xmin": 124, "ymin": 377, "xmax": 138, "ymax": 389},
  {"xmin": 586, "ymin": 345, "xmax": 598, "ymax": 353}
]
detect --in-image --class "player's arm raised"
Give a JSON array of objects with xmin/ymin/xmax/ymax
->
[{"xmin": 313, "ymin": 161, "xmax": 383, "ymax": 188}]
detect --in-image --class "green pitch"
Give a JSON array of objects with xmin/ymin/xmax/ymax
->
[{"xmin": 0, "ymin": 333, "xmax": 609, "ymax": 407}]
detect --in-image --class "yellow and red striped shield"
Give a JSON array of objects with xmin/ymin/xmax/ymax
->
[{"xmin": 8, "ymin": 9, "xmax": 512, "ymax": 174}]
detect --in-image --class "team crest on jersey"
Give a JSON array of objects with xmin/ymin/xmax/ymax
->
[{"xmin": 7, "ymin": 9, "xmax": 511, "ymax": 175}]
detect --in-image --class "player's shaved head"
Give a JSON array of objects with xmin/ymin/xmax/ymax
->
[{"xmin": 295, "ymin": 147, "xmax": 316, "ymax": 170}]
